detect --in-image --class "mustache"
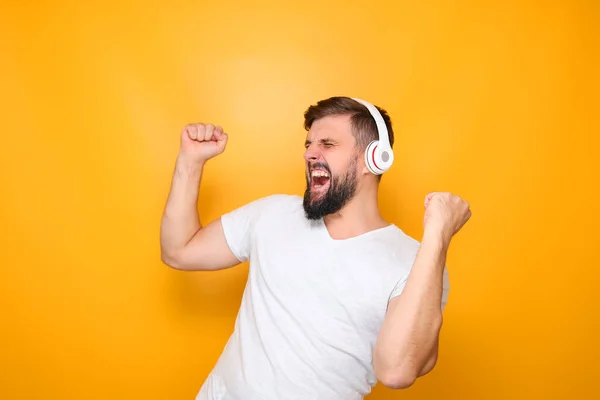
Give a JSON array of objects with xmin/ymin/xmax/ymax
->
[{"xmin": 307, "ymin": 162, "xmax": 331, "ymax": 174}]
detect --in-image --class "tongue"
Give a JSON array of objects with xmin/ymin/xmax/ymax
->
[{"xmin": 314, "ymin": 176, "xmax": 329, "ymax": 186}]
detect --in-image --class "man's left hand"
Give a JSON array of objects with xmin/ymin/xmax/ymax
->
[{"xmin": 423, "ymin": 192, "xmax": 472, "ymax": 245}]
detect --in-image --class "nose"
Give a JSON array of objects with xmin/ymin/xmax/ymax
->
[{"xmin": 303, "ymin": 144, "xmax": 321, "ymax": 163}]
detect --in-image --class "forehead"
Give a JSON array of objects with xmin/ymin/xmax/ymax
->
[{"xmin": 306, "ymin": 114, "xmax": 354, "ymax": 142}]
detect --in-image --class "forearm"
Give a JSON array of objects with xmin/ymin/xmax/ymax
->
[
  {"xmin": 160, "ymin": 154, "xmax": 205, "ymax": 261},
  {"xmin": 374, "ymin": 231, "xmax": 449, "ymax": 387}
]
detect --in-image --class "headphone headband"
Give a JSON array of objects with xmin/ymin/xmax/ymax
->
[{"xmin": 351, "ymin": 98, "xmax": 391, "ymax": 150}]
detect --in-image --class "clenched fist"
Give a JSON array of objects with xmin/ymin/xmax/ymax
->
[
  {"xmin": 423, "ymin": 192, "xmax": 471, "ymax": 244},
  {"xmin": 179, "ymin": 123, "xmax": 228, "ymax": 164}
]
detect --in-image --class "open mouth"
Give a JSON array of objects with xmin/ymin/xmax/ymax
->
[{"xmin": 310, "ymin": 168, "xmax": 331, "ymax": 192}]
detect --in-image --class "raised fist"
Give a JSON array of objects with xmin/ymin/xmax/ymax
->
[
  {"xmin": 423, "ymin": 192, "xmax": 471, "ymax": 243},
  {"xmin": 179, "ymin": 123, "xmax": 228, "ymax": 164}
]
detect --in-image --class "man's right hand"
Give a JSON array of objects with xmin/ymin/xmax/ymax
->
[{"xmin": 180, "ymin": 123, "xmax": 229, "ymax": 164}]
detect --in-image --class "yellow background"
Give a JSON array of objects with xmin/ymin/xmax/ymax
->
[{"xmin": 1, "ymin": 0, "xmax": 598, "ymax": 399}]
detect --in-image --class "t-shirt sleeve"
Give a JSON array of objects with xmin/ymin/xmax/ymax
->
[
  {"xmin": 220, "ymin": 195, "xmax": 280, "ymax": 262},
  {"xmin": 389, "ymin": 266, "xmax": 450, "ymax": 311}
]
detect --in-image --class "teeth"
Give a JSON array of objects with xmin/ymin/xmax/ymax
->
[{"xmin": 311, "ymin": 170, "xmax": 329, "ymax": 178}]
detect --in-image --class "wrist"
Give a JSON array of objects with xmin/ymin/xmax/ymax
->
[
  {"xmin": 176, "ymin": 153, "xmax": 205, "ymax": 174},
  {"xmin": 422, "ymin": 228, "xmax": 451, "ymax": 252}
]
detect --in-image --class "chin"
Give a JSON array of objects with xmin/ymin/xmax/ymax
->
[
  {"xmin": 308, "ymin": 185, "xmax": 330, "ymax": 202},
  {"xmin": 303, "ymin": 185, "xmax": 348, "ymax": 220}
]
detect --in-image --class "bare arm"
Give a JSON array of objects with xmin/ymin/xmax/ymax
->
[
  {"xmin": 373, "ymin": 232, "xmax": 447, "ymax": 389},
  {"xmin": 160, "ymin": 123, "xmax": 240, "ymax": 271},
  {"xmin": 374, "ymin": 192, "xmax": 471, "ymax": 389}
]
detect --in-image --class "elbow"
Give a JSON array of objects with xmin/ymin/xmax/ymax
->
[
  {"xmin": 161, "ymin": 247, "xmax": 209, "ymax": 271},
  {"xmin": 160, "ymin": 253, "xmax": 179, "ymax": 270},
  {"xmin": 378, "ymin": 369, "xmax": 417, "ymax": 390},
  {"xmin": 376, "ymin": 353, "xmax": 438, "ymax": 390},
  {"xmin": 419, "ymin": 351, "xmax": 438, "ymax": 377},
  {"xmin": 160, "ymin": 249, "xmax": 187, "ymax": 271}
]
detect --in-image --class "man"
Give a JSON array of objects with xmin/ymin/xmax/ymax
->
[{"xmin": 160, "ymin": 96, "xmax": 471, "ymax": 400}]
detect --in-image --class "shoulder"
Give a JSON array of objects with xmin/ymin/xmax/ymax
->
[
  {"xmin": 246, "ymin": 193, "xmax": 303, "ymax": 212},
  {"xmin": 380, "ymin": 225, "xmax": 423, "ymax": 259},
  {"xmin": 223, "ymin": 193, "xmax": 303, "ymax": 221},
  {"xmin": 387, "ymin": 225, "xmax": 451, "ymax": 290},
  {"xmin": 259, "ymin": 193, "xmax": 303, "ymax": 205},
  {"xmin": 382, "ymin": 226, "xmax": 451, "ymax": 303}
]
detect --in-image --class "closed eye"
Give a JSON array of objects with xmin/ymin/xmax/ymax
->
[{"xmin": 304, "ymin": 138, "xmax": 337, "ymax": 149}]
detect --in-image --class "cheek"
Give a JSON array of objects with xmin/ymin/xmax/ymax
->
[
  {"xmin": 332, "ymin": 154, "xmax": 360, "ymax": 173},
  {"xmin": 328, "ymin": 166, "xmax": 348, "ymax": 182}
]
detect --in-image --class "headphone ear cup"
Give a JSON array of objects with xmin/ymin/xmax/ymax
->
[{"xmin": 364, "ymin": 140, "xmax": 383, "ymax": 175}]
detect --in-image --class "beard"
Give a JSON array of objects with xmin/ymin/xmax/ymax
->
[{"xmin": 302, "ymin": 156, "xmax": 358, "ymax": 220}]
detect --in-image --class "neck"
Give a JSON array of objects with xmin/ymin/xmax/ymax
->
[{"xmin": 323, "ymin": 184, "xmax": 389, "ymax": 240}]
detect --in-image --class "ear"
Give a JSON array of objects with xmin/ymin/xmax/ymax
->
[
  {"xmin": 356, "ymin": 148, "xmax": 370, "ymax": 176},
  {"xmin": 361, "ymin": 163, "xmax": 371, "ymax": 176}
]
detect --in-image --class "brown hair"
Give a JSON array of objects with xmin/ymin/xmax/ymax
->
[{"xmin": 303, "ymin": 96, "xmax": 395, "ymax": 152}]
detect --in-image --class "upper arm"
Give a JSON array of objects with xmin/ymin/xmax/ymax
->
[
  {"xmin": 165, "ymin": 195, "xmax": 280, "ymax": 271},
  {"xmin": 168, "ymin": 217, "xmax": 242, "ymax": 271}
]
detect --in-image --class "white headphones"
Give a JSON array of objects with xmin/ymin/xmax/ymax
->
[{"xmin": 351, "ymin": 97, "xmax": 394, "ymax": 175}]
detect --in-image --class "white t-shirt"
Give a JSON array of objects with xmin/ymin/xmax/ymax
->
[{"xmin": 196, "ymin": 194, "xmax": 449, "ymax": 400}]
